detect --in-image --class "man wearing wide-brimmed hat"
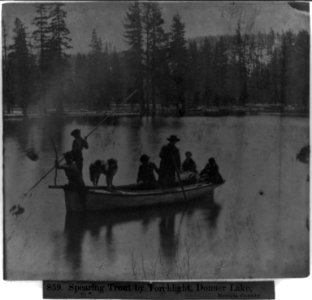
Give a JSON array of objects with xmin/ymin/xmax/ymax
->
[
  {"xmin": 71, "ymin": 129, "xmax": 89, "ymax": 173},
  {"xmin": 159, "ymin": 135, "xmax": 181, "ymax": 187}
]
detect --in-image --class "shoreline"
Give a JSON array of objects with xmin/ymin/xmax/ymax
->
[{"xmin": 3, "ymin": 110, "xmax": 309, "ymax": 120}]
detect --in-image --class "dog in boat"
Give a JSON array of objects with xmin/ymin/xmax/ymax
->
[{"xmin": 89, "ymin": 159, "xmax": 118, "ymax": 190}]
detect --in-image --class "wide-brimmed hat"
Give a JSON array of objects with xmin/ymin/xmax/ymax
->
[
  {"xmin": 208, "ymin": 157, "xmax": 216, "ymax": 164},
  {"xmin": 71, "ymin": 129, "xmax": 81, "ymax": 137},
  {"xmin": 140, "ymin": 154, "xmax": 150, "ymax": 162},
  {"xmin": 167, "ymin": 135, "xmax": 180, "ymax": 142}
]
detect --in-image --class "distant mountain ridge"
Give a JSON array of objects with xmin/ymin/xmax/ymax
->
[{"xmin": 178, "ymin": 2, "xmax": 309, "ymax": 40}]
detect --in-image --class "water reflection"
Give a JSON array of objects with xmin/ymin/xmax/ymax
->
[
  {"xmin": 202, "ymin": 200, "xmax": 222, "ymax": 228},
  {"xmin": 63, "ymin": 195, "xmax": 222, "ymax": 275},
  {"xmin": 64, "ymin": 212, "xmax": 85, "ymax": 277},
  {"xmin": 159, "ymin": 213, "xmax": 178, "ymax": 263},
  {"xmin": 5, "ymin": 116, "xmax": 309, "ymax": 279},
  {"xmin": 4, "ymin": 117, "xmax": 67, "ymax": 164}
]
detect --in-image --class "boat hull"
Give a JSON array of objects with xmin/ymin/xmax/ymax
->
[{"xmin": 62, "ymin": 183, "xmax": 220, "ymax": 212}]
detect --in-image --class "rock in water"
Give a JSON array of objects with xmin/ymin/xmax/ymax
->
[
  {"xmin": 10, "ymin": 204, "xmax": 25, "ymax": 216},
  {"xmin": 15, "ymin": 205, "xmax": 25, "ymax": 216},
  {"xmin": 26, "ymin": 148, "xmax": 39, "ymax": 161},
  {"xmin": 296, "ymin": 145, "xmax": 309, "ymax": 164}
]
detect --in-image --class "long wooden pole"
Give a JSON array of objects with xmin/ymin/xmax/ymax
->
[
  {"xmin": 23, "ymin": 90, "xmax": 138, "ymax": 197},
  {"xmin": 49, "ymin": 136, "xmax": 58, "ymax": 186},
  {"xmin": 171, "ymin": 153, "xmax": 187, "ymax": 202},
  {"xmin": 84, "ymin": 89, "xmax": 138, "ymax": 139}
]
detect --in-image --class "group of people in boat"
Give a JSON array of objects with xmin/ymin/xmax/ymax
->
[
  {"xmin": 55, "ymin": 129, "xmax": 224, "ymax": 191},
  {"xmin": 136, "ymin": 135, "xmax": 224, "ymax": 189}
]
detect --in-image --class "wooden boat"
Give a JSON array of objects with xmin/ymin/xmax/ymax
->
[{"xmin": 49, "ymin": 181, "xmax": 223, "ymax": 212}]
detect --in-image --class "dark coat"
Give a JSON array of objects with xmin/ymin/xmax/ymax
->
[
  {"xmin": 137, "ymin": 162, "xmax": 158, "ymax": 187},
  {"xmin": 57, "ymin": 162, "xmax": 85, "ymax": 188},
  {"xmin": 200, "ymin": 162, "xmax": 224, "ymax": 184},
  {"xmin": 182, "ymin": 158, "xmax": 197, "ymax": 173},
  {"xmin": 159, "ymin": 143, "xmax": 181, "ymax": 186},
  {"xmin": 72, "ymin": 137, "xmax": 89, "ymax": 172}
]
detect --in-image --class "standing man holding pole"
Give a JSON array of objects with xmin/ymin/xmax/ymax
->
[
  {"xmin": 71, "ymin": 129, "xmax": 89, "ymax": 174},
  {"xmin": 158, "ymin": 135, "xmax": 181, "ymax": 187}
]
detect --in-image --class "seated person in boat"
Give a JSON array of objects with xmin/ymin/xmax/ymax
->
[
  {"xmin": 181, "ymin": 151, "xmax": 198, "ymax": 184},
  {"xmin": 89, "ymin": 159, "xmax": 118, "ymax": 190},
  {"xmin": 199, "ymin": 157, "xmax": 225, "ymax": 184},
  {"xmin": 182, "ymin": 151, "xmax": 197, "ymax": 173},
  {"xmin": 137, "ymin": 154, "xmax": 159, "ymax": 189},
  {"xmin": 55, "ymin": 151, "xmax": 85, "ymax": 188}
]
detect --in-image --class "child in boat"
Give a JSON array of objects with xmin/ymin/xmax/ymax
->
[
  {"xmin": 181, "ymin": 151, "xmax": 198, "ymax": 184},
  {"xmin": 137, "ymin": 154, "xmax": 159, "ymax": 189},
  {"xmin": 89, "ymin": 159, "xmax": 118, "ymax": 190},
  {"xmin": 182, "ymin": 151, "xmax": 197, "ymax": 173},
  {"xmin": 200, "ymin": 157, "xmax": 225, "ymax": 184}
]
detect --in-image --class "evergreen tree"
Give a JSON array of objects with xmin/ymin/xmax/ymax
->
[
  {"xmin": 124, "ymin": 2, "xmax": 144, "ymax": 112},
  {"xmin": 2, "ymin": 20, "xmax": 11, "ymax": 113},
  {"xmin": 234, "ymin": 22, "xmax": 248, "ymax": 105},
  {"xmin": 87, "ymin": 29, "xmax": 104, "ymax": 109},
  {"xmin": 9, "ymin": 18, "xmax": 33, "ymax": 116},
  {"xmin": 279, "ymin": 31, "xmax": 295, "ymax": 107},
  {"xmin": 188, "ymin": 40, "xmax": 200, "ymax": 106},
  {"xmin": 32, "ymin": 4, "xmax": 51, "ymax": 71},
  {"xmin": 49, "ymin": 3, "xmax": 72, "ymax": 66},
  {"xmin": 168, "ymin": 13, "xmax": 189, "ymax": 106},
  {"xmin": 294, "ymin": 30, "xmax": 309, "ymax": 110},
  {"xmin": 32, "ymin": 3, "xmax": 51, "ymax": 114},
  {"xmin": 109, "ymin": 51, "xmax": 124, "ymax": 105},
  {"xmin": 201, "ymin": 38, "xmax": 213, "ymax": 106},
  {"xmin": 72, "ymin": 54, "xmax": 89, "ymax": 108},
  {"xmin": 212, "ymin": 37, "xmax": 228, "ymax": 106},
  {"xmin": 89, "ymin": 29, "xmax": 103, "ymax": 54},
  {"xmin": 142, "ymin": 2, "xmax": 166, "ymax": 115},
  {"xmin": 48, "ymin": 3, "xmax": 72, "ymax": 111}
]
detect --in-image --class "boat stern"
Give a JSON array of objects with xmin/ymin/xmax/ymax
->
[{"xmin": 64, "ymin": 188, "xmax": 85, "ymax": 212}]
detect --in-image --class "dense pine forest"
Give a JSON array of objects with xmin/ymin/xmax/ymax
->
[{"xmin": 2, "ymin": 3, "xmax": 309, "ymax": 116}]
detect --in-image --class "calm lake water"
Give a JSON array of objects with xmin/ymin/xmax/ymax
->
[{"xmin": 4, "ymin": 116, "xmax": 309, "ymax": 280}]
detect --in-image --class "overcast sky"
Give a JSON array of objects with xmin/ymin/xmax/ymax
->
[{"xmin": 2, "ymin": 1, "xmax": 309, "ymax": 54}]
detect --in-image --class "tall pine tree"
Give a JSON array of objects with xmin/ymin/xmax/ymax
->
[
  {"xmin": 32, "ymin": 3, "xmax": 51, "ymax": 114},
  {"xmin": 2, "ymin": 20, "xmax": 12, "ymax": 113},
  {"xmin": 168, "ymin": 13, "xmax": 189, "ymax": 107},
  {"xmin": 142, "ymin": 2, "xmax": 166, "ymax": 115},
  {"xmin": 234, "ymin": 23, "xmax": 248, "ymax": 105},
  {"xmin": 9, "ymin": 18, "xmax": 33, "ymax": 116},
  {"xmin": 212, "ymin": 37, "xmax": 228, "ymax": 106},
  {"xmin": 49, "ymin": 3, "xmax": 72, "ymax": 64},
  {"xmin": 124, "ymin": 2, "xmax": 144, "ymax": 112},
  {"xmin": 48, "ymin": 3, "xmax": 72, "ymax": 111},
  {"xmin": 88, "ymin": 29, "xmax": 104, "ymax": 109},
  {"xmin": 33, "ymin": 4, "xmax": 51, "ymax": 72}
]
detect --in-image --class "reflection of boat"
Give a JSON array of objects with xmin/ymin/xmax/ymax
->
[
  {"xmin": 63, "ymin": 196, "xmax": 221, "ymax": 271},
  {"xmin": 50, "ymin": 182, "xmax": 223, "ymax": 212},
  {"xmin": 63, "ymin": 195, "xmax": 220, "ymax": 238}
]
